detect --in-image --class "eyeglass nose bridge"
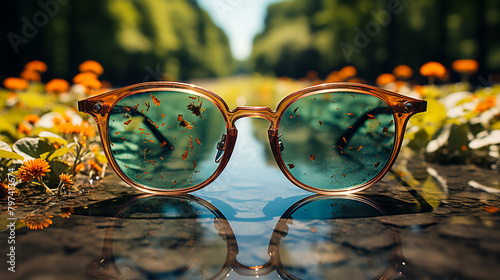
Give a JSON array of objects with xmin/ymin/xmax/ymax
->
[
  {"xmin": 228, "ymin": 106, "xmax": 279, "ymax": 127},
  {"xmin": 221, "ymin": 105, "xmax": 283, "ymax": 164}
]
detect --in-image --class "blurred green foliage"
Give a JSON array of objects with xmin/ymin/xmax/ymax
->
[
  {"xmin": 1, "ymin": 0, "xmax": 234, "ymax": 84},
  {"xmin": 251, "ymin": 0, "xmax": 500, "ymax": 81}
]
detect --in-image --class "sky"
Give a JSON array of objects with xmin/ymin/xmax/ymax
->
[{"xmin": 198, "ymin": 0, "xmax": 285, "ymax": 61}]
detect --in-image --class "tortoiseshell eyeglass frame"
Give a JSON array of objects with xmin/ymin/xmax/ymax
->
[{"xmin": 78, "ymin": 81, "xmax": 427, "ymax": 195}]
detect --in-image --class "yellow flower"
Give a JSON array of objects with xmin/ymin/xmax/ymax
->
[
  {"xmin": 59, "ymin": 173, "xmax": 74, "ymax": 186},
  {"xmin": 22, "ymin": 213, "xmax": 53, "ymax": 230},
  {"xmin": 18, "ymin": 159, "xmax": 51, "ymax": 183}
]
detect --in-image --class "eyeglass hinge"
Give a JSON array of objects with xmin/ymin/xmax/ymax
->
[
  {"xmin": 78, "ymin": 100, "xmax": 108, "ymax": 115},
  {"xmin": 395, "ymin": 100, "xmax": 427, "ymax": 116}
]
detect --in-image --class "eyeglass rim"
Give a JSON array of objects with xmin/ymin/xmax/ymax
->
[{"xmin": 78, "ymin": 81, "xmax": 426, "ymax": 195}]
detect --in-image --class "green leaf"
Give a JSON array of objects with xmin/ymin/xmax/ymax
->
[
  {"xmin": 40, "ymin": 147, "xmax": 70, "ymax": 161},
  {"xmin": 45, "ymin": 160, "xmax": 71, "ymax": 187},
  {"xmin": 13, "ymin": 138, "xmax": 39, "ymax": 160},
  {"xmin": 0, "ymin": 149, "xmax": 24, "ymax": 160},
  {"xmin": 12, "ymin": 137, "xmax": 56, "ymax": 161},
  {"xmin": 38, "ymin": 131, "xmax": 67, "ymax": 146},
  {"xmin": 448, "ymin": 124, "xmax": 469, "ymax": 151},
  {"xmin": 0, "ymin": 140, "xmax": 12, "ymax": 151}
]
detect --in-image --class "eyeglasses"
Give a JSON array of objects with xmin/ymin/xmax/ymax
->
[{"xmin": 78, "ymin": 81, "xmax": 426, "ymax": 194}]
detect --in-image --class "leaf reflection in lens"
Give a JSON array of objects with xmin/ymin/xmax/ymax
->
[
  {"xmin": 276, "ymin": 196, "xmax": 396, "ymax": 280},
  {"xmin": 110, "ymin": 196, "xmax": 229, "ymax": 280}
]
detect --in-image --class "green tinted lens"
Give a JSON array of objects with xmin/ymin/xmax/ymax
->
[
  {"xmin": 279, "ymin": 92, "xmax": 395, "ymax": 191},
  {"xmin": 108, "ymin": 90, "xmax": 226, "ymax": 190}
]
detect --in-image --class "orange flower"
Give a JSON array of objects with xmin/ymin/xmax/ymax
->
[
  {"xmin": 325, "ymin": 71, "xmax": 342, "ymax": 83},
  {"xmin": 3, "ymin": 77, "xmax": 29, "ymax": 91},
  {"xmin": 474, "ymin": 96, "xmax": 496, "ymax": 113},
  {"xmin": 73, "ymin": 72, "xmax": 101, "ymax": 93},
  {"xmin": 80, "ymin": 122, "xmax": 96, "ymax": 138},
  {"xmin": 414, "ymin": 85, "xmax": 425, "ymax": 97},
  {"xmin": 79, "ymin": 60, "xmax": 104, "ymax": 75},
  {"xmin": 23, "ymin": 213, "xmax": 53, "ymax": 230},
  {"xmin": 57, "ymin": 122, "xmax": 81, "ymax": 135},
  {"xmin": 20, "ymin": 69, "xmax": 41, "ymax": 82},
  {"xmin": 87, "ymin": 160, "xmax": 103, "ymax": 173},
  {"xmin": 18, "ymin": 159, "xmax": 51, "ymax": 183},
  {"xmin": 393, "ymin": 65, "xmax": 413, "ymax": 79},
  {"xmin": 52, "ymin": 117, "xmax": 63, "ymax": 126},
  {"xmin": 25, "ymin": 114, "xmax": 40, "ymax": 125},
  {"xmin": 46, "ymin": 79, "xmax": 69, "ymax": 94},
  {"xmin": 17, "ymin": 123, "xmax": 32, "ymax": 135},
  {"xmin": 25, "ymin": 60, "xmax": 47, "ymax": 73},
  {"xmin": 346, "ymin": 77, "xmax": 365, "ymax": 84},
  {"xmin": 74, "ymin": 163, "xmax": 85, "ymax": 173},
  {"xmin": 376, "ymin": 73, "xmax": 396, "ymax": 87},
  {"xmin": 73, "ymin": 72, "xmax": 97, "ymax": 84},
  {"xmin": 60, "ymin": 208, "xmax": 74, "ymax": 219},
  {"xmin": 420, "ymin": 62, "xmax": 447, "ymax": 79},
  {"xmin": 81, "ymin": 78, "xmax": 102, "ymax": 91},
  {"xmin": 58, "ymin": 122, "xmax": 95, "ymax": 138},
  {"xmin": 0, "ymin": 182, "xmax": 18, "ymax": 197},
  {"xmin": 59, "ymin": 173, "xmax": 74, "ymax": 186},
  {"xmin": 452, "ymin": 59, "xmax": 479, "ymax": 75},
  {"xmin": 339, "ymin": 66, "xmax": 357, "ymax": 80},
  {"xmin": 306, "ymin": 70, "xmax": 319, "ymax": 81}
]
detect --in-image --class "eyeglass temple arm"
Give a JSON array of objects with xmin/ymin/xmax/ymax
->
[{"xmin": 111, "ymin": 105, "xmax": 174, "ymax": 150}]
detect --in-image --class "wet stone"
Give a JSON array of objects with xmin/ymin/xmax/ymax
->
[
  {"xmin": 438, "ymin": 224, "xmax": 500, "ymax": 240},
  {"xmin": 377, "ymin": 214, "xmax": 437, "ymax": 228},
  {"xmin": 342, "ymin": 233, "xmax": 396, "ymax": 252}
]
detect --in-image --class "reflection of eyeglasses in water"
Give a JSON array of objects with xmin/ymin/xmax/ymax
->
[
  {"xmin": 87, "ymin": 194, "xmax": 414, "ymax": 279},
  {"xmin": 78, "ymin": 82, "xmax": 426, "ymax": 194}
]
